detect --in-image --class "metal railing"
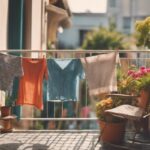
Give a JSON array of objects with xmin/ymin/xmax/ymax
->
[{"xmin": 1, "ymin": 49, "xmax": 150, "ymax": 130}]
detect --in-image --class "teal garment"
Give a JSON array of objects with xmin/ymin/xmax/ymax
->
[
  {"xmin": 41, "ymin": 59, "xmax": 84, "ymax": 122},
  {"xmin": 46, "ymin": 59, "xmax": 84, "ymax": 101},
  {"xmin": 7, "ymin": 77, "xmax": 21, "ymax": 120},
  {"xmin": 42, "ymin": 79, "xmax": 54, "ymax": 118}
]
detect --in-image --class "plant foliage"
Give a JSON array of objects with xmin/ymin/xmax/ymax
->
[
  {"xmin": 82, "ymin": 26, "xmax": 128, "ymax": 50},
  {"xmin": 135, "ymin": 17, "xmax": 150, "ymax": 48}
]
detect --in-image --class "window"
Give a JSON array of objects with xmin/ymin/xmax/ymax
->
[
  {"xmin": 79, "ymin": 30, "xmax": 89, "ymax": 46},
  {"xmin": 123, "ymin": 17, "xmax": 131, "ymax": 29},
  {"xmin": 109, "ymin": 0, "xmax": 116, "ymax": 7}
]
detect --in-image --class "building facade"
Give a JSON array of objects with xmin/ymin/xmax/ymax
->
[
  {"xmin": 0, "ymin": 0, "xmax": 71, "ymax": 129},
  {"xmin": 107, "ymin": 0, "xmax": 150, "ymax": 34},
  {"xmin": 58, "ymin": 13, "xmax": 108, "ymax": 49},
  {"xmin": 58, "ymin": 0, "xmax": 150, "ymax": 49}
]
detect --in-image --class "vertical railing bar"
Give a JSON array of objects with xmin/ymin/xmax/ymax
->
[
  {"xmin": 86, "ymin": 52, "xmax": 93, "ymax": 108},
  {"xmin": 145, "ymin": 52, "xmax": 147, "ymax": 67},
  {"xmin": 47, "ymin": 101, "xmax": 48, "ymax": 118},
  {"xmin": 146, "ymin": 51, "xmax": 148, "ymax": 67},
  {"xmin": 74, "ymin": 51, "xmax": 79, "ymax": 118},
  {"xmin": 85, "ymin": 53, "xmax": 88, "ymax": 109}
]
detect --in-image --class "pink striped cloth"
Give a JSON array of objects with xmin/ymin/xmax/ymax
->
[{"xmin": 80, "ymin": 52, "xmax": 118, "ymax": 96}]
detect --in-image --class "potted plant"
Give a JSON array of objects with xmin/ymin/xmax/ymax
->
[
  {"xmin": 1, "ymin": 96, "xmax": 12, "ymax": 117},
  {"xmin": 126, "ymin": 66, "xmax": 150, "ymax": 136},
  {"xmin": 96, "ymin": 97, "xmax": 126, "ymax": 144},
  {"xmin": 126, "ymin": 66, "xmax": 150, "ymax": 108},
  {"xmin": 95, "ymin": 66, "xmax": 149, "ymax": 144},
  {"xmin": 96, "ymin": 65, "xmax": 150, "ymax": 144},
  {"xmin": 1, "ymin": 106, "xmax": 11, "ymax": 117},
  {"xmin": 0, "ymin": 96, "xmax": 16, "ymax": 133},
  {"xmin": 115, "ymin": 66, "xmax": 150, "ymax": 136}
]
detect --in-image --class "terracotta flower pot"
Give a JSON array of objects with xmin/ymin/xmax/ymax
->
[
  {"xmin": 138, "ymin": 90, "xmax": 150, "ymax": 135},
  {"xmin": 138, "ymin": 90, "xmax": 149, "ymax": 109},
  {"xmin": 2, "ymin": 120, "xmax": 12, "ymax": 130},
  {"xmin": 99, "ymin": 120, "xmax": 126, "ymax": 144},
  {"xmin": 1, "ymin": 106, "xmax": 11, "ymax": 117}
]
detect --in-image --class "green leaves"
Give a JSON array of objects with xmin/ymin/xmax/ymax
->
[
  {"xmin": 82, "ymin": 27, "xmax": 127, "ymax": 50},
  {"xmin": 137, "ymin": 74, "xmax": 150, "ymax": 92},
  {"xmin": 135, "ymin": 17, "xmax": 150, "ymax": 48}
]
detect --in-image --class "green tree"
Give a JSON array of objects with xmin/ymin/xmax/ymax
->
[
  {"xmin": 135, "ymin": 17, "xmax": 150, "ymax": 48},
  {"xmin": 82, "ymin": 26, "xmax": 128, "ymax": 50}
]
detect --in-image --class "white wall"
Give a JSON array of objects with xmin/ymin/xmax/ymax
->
[
  {"xmin": 122, "ymin": 0, "xmax": 150, "ymax": 17},
  {"xmin": 107, "ymin": 0, "xmax": 150, "ymax": 34},
  {"xmin": 31, "ymin": 0, "xmax": 42, "ymax": 50},
  {"xmin": 0, "ymin": 0, "xmax": 8, "ymax": 106},
  {"xmin": 0, "ymin": 0, "xmax": 8, "ymax": 50},
  {"xmin": 58, "ymin": 13, "xmax": 108, "ymax": 49},
  {"xmin": 31, "ymin": 0, "xmax": 42, "ymax": 57}
]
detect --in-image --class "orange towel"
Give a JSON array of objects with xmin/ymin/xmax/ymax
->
[{"xmin": 16, "ymin": 58, "xmax": 48, "ymax": 110}]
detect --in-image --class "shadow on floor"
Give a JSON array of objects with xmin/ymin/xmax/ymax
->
[
  {"xmin": 0, "ymin": 143, "xmax": 49, "ymax": 150},
  {"xmin": 32, "ymin": 144, "xmax": 49, "ymax": 150},
  {"xmin": 0, "ymin": 143, "xmax": 22, "ymax": 150}
]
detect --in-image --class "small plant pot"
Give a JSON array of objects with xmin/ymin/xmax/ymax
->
[
  {"xmin": 2, "ymin": 120, "xmax": 12, "ymax": 130},
  {"xmin": 1, "ymin": 106, "xmax": 11, "ymax": 117},
  {"xmin": 139, "ymin": 90, "xmax": 149, "ymax": 109},
  {"xmin": 99, "ymin": 120, "xmax": 126, "ymax": 144}
]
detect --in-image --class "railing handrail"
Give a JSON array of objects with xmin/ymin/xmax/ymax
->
[
  {"xmin": 0, "ymin": 49, "xmax": 150, "ymax": 53},
  {"xmin": 20, "ymin": 117, "xmax": 98, "ymax": 121}
]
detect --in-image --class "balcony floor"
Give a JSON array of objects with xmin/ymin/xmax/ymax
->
[
  {"xmin": 0, "ymin": 130, "xmax": 150, "ymax": 150},
  {"xmin": 0, "ymin": 130, "xmax": 101, "ymax": 150}
]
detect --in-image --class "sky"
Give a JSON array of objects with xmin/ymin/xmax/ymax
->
[{"xmin": 67, "ymin": 0, "xmax": 107, "ymax": 13}]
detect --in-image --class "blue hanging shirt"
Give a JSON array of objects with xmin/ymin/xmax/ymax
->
[{"xmin": 45, "ymin": 59, "xmax": 84, "ymax": 101}]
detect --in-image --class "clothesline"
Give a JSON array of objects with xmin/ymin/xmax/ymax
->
[
  {"xmin": 20, "ymin": 117, "xmax": 97, "ymax": 121},
  {"xmin": 0, "ymin": 49, "xmax": 150, "ymax": 53},
  {"xmin": 0, "ymin": 49, "xmax": 119, "ymax": 59}
]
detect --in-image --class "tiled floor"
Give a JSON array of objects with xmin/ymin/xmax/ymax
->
[
  {"xmin": 0, "ymin": 130, "xmax": 150, "ymax": 150},
  {"xmin": 0, "ymin": 130, "xmax": 101, "ymax": 150}
]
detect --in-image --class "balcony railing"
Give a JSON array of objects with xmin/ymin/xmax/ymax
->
[{"xmin": 1, "ymin": 49, "xmax": 150, "ymax": 130}]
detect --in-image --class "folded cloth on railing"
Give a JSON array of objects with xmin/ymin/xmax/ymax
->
[
  {"xmin": 0, "ymin": 53, "xmax": 23, "ymax": 91},
  {"xmin": 80, "ymin": 52, "xmax": 118, "ymax": 96}
]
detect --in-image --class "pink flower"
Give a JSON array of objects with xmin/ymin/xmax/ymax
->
[
  {"xmin": 140, "ymin": 66, "xmax": 147, "ymax": 73},
  {"xmin": 140, "ymin": 66, "xmax": 146, "ymax": 70},
  {"xmin": 146, "ymin": 68, "xmax": 150, "ymax": 73},
  {"xmin": 127, "ymin": 70, "xmax": 135, "ymax": 76},
  {"xmin": 140, "ymin": 70, "xmax": 147, "ymax": 76},
  {"xmin": 128, "ymin": 66, "xmax": 150, "ymax": 79},
  {"xmin": 132, "ymin": 72, "xmax": 140, "ymax": 79}
]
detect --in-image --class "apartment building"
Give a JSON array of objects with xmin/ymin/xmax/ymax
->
[{"xmin": 58, "ymin": 0, "xmax": 150, "ymax": 49}]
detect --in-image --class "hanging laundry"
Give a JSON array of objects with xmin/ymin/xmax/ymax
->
[
  {"xmin": 16, "ymin": 58, "xmax": 48, "ymax": 110},
  {"xmin": 0, "ymin": 91, "xmax": 5, "ymax": 106},
  {"xmin": 80, "ymin": 52, "xmax": 118, "ymax": 96},
  {"xmin": 7, "ymin": 77, "xmax": 21, "ymax": 120},
  {"xmin": 45, "ymin": 59, "xmax": 84, "ymax": 101},
  {"xmin": 42, "ymin": 59, "xmax": 84, "ymax": 126},
  {"xmin": 0, "ymin": 53, "xmax": 23, "ymax": 91}
]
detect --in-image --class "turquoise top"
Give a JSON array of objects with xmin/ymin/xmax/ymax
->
[{"xmin": 45, "ymin": 59, "xmax": 84, "ymax": 101}]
